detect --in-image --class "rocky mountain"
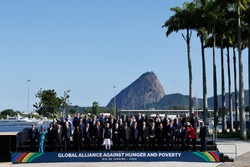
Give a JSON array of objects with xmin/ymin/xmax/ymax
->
[
  {"xmin": 106, "ymin": 71, "xmax": 249, "ymax": 110},
  {"xmin": 106, "ymin": 72, "xmax": 165, "ymax": 109}
]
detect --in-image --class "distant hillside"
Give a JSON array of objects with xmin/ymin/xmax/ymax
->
[
  {"xmin": 208, "ymin": 90, "xmax": 249, "ymax": 109},
  {"xmin": 143, "ymin": 93, "xmax": 203, "ymax": 110},
  {"xmin": 106, "ymin": 71, "xmax": 165, "ymax": 109}
]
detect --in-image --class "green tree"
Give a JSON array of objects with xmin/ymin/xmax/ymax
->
[
  {"xmin": 60, "ymin": 90, "xmax": 71, "ymax": 118},
  {"xmin": 33, "ymin": 89, "xmax": 62, "ymax": 117},
  {"xmin": 92, "ymin": 101, "xmax": 99, "ymax": 116}
]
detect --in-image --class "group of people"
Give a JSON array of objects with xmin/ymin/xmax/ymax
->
[{"xmin": 28, "ymin": 112, "xmax": 208, "ymax": 152}]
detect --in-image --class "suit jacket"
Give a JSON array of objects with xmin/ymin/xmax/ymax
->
[
  {"xmin": 199, "ymin": 126, "xmax": 207, "ymax": 139},
  {"xmin": 149, "ymin": 127, "xmax": 156, "ymax": 139},
  {"xmin": 94, "ymin": 125, "xmax": 103, "ymax": 139},
  {"xmin": 83, "ymin": 127, "xmax": 91, "ymax": 140},
  {"xmin": 63, "ymin": 126, "xmax": 71, "ymax": 139},
  {"xmin": 131, "ymin": 126, "xmax": 138, "ymax": 140},
  {"xmin": 123, "ymin": 126, "xmax": 131, "ymax": 140},
  {"xmin": 156, "ymin": 127, "xmax": 165, "ymax": 140},
  {"xmin": 29, "ymin": 128, "xmax": 38, "ymax": 140},
  {"xmin": 142, "ymin": 126, "xmax": 149, "ymax": 139},
  {"xmin": 54, "ymin": 129, "xmax": 63, "ymax": 145}
]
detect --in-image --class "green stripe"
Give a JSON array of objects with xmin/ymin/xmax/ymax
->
[
  {"xmin": 193, "ymin": 152, "xmax": 210, "ymax": 162},
  {"xmin": 27, "ymin": 152, "xmax": 44, "ymax": 163}
]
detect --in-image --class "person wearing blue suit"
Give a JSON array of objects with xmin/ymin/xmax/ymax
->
[{"xmin": 38, "ymin": 126, "xmax": 47, "ymax": 152}]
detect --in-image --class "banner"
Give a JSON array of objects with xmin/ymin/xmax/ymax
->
[{"xmin": 11, "ymin": 151, "xmax": 220, "ymax": 163}]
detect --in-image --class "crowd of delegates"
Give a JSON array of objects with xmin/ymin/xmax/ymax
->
[{"xmin": 29, "ymin": 112, "xmax": 208, "ymax": 152}]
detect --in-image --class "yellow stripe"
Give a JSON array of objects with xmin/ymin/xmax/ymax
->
[
  {"xmin": 22, "ymin": 153, "xmax": 33, "ymax": 162},
  {"xmin": 204, "ymin": 152, "xmax": 215, "ymax": 162}
]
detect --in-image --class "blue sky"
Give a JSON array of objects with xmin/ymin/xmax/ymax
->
[{"xmin": 0, "ymin": 0, "xmax": 248, "ymax": 112}]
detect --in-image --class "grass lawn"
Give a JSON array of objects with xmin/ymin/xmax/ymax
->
[{"xmin": 217, "ymin": 131, "xmax": 250, "ymax": 139}]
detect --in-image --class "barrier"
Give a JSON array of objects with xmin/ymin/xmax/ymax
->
[{"xmin": 11, "ymin": 151, "xmax": 220, "ymax": 163}]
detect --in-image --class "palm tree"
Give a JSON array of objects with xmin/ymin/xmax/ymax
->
[
  {"xmin": 237, "ymin": 0, "xmax": 247, "ymax": 139},
  {"xmin": 162, "ymin": 2, "xmax": 197, "ymax": 117},
  {"xmin": 194, "ymin": 0, "xmax": 209, "ymax": 125},
  {"xmin": 215, "ymin": 0, "xmax": 247, "ymax": 138}
]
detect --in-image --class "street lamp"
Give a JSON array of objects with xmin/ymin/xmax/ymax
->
[
  {"xmin": 113, "ymin": 86, "xmax": 116, "ymax": 115},
  {"xmin": 27, "ymin": 80, "xmax": 30, "ymax": 114}
]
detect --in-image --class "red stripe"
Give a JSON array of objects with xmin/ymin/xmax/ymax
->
[
  {"xmin": 16, "ymin": 153, "xmax": 28, "ymax": 163},
  {"xmin": 209, "ymin": 152, "xmax": 219, "ymax": 162}
]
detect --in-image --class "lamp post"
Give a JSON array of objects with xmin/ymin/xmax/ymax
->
[
  {"xmin": 113, "ymin": 86, "xmax": 116, "ymax": 115},
  {"xmin": 27, "ymin": 80, "xmax": 30, "ymax": 115}
]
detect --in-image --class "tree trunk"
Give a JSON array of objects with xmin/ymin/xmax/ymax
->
[
  {"xmin": 213, "ymin": 35, "xmax": 218, "ymax": 132},
  {"xmin": 201, "ymin": 37, "xmax": 208, "ymax": 125},
  {"xmin": 237, "ymin": 5, "xmax": 247, "ymax": 139},
  {"xmin": 227, "ymin": 47, "xmax": 233, "ymax": 132},
  {"xmin": 186, "ymin": 29, "xmax": 194, "ymax": 117},
  {"xmin": 221, "ymin": 45, "xmax": 227, "ymax": 133},
  {"xmin": 233, "ymin": 48, "xmax": 239, "ymax": 131}
]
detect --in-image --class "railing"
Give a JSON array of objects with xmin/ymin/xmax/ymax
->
[{"xmin": 216, "ymin": 143, "xmax": 237, "ymax": 161}]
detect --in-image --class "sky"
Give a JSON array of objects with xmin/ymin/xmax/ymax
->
[{"xmin": 0, "ymin": 0, "xmax": 248, "ymax": 112}]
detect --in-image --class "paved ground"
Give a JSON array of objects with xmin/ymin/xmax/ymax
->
[
  {"xmin": 218, "ymin": 151, "xmax": 250, "ymax": 167},
  {"xmin": 1, "ymin": 138, "xmax": 249, "ymax": 167}
]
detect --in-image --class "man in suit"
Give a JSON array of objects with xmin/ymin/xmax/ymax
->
[
  {"xmin": 169, "ymin": 120, "xmax": 176, "ymax": 151},
  {"xmin": 149, "ymin": 122, "xmax": 156, "ymax": 150},
  {"xmin": 190, "ymin": 112, "xmax": 199, "ymax": 131},
  {"xmin": 112, "ymin": 123, "xmax": 120, "ymax": 150},
  {"xmin": 54, "ymin": 124, "xmax": 63, "ymax": 152},
  {"xmin": 141, "ymin": 121, "xmax": 149, "ymax": 150},
  {"xmin": 73, "ymin": 125, "xmax": 82, "ymax": 151},
  {"xmin": 199, "ymin": 122, "xmax": 207, "ymax": 151},
  {"xmin": 83, "ymin": 123, "xmax": 91, "ymax": 151},
  {"xmin": 28, "ymin": 124, "xmax": 38, "ymax": 152},
  {"xmin": 131, "ymin": 121, "xmax": 139, "ymax": 151},
  {"xmin": 180, "ymin": 124, "xmax": 187, "ymax": 151},
  {"xmin": 123, "ymin": 122, "xmax": 131, "ymax": 151},
  {"xmin": 63, "ymin": 121, "xmax": 71, "ymax": 152},
  {"xmin": 157, "ymin": 123, "xmax": 165, "ymax": 151},
  {"xmin": 93, "ymin": 121, "xmax": 102, "ymax": 150},
  {"xmin": 73, "ymin": 112, "xmax": 81, "ymax": 128}
]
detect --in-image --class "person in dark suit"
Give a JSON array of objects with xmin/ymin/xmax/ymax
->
[
  {"xmin": 190, "ymin": 112, "xmax": 199, "ymax": 131},
  {"xmin": 123, "ymin": 122, "xmax": 131, "ymax": 151},
  {"xmin": 136, "ymin": 112, "xmax": 144, "ymax": 138},
  {"xmin": 157, "ymin": 123, "xmax": 165, "ymax": 151},
  {"xmin": 141, "ymin": 121, "xmax": 149, "ymax": 150},
  {"xmin": 51, "ymin": 116, "xmax": 58, "ymax": 130},
  {"xmin": 155, "ymin": 114, "xmax": 162, "ymax": 129},
  {"xmin": 131, "ymin": 121, "xmax": 139, "ymax": 151},
  {"xmin": 91, "ymin": 115, "xmax": 97, "ymax": 130},
  {"xmin": 112, "ymin": 123, "xmax": 120, "ymax": 150},
  {"xmin": 28, "ymin": 124, "xmax": 38, "ymax": 152},
  {"xmin": 73, "ymin": 112, "xmax": 81, "ymax": 128},
  {"xmin": 93, "ymin": 121, "xmax": 102, "ymax": 150},
  {"xmin": 47, "ymin": 123, "xmax": 55, "ymax": 151},
  {"xmin": 63, "ymin": 121, "xmax": 71, "ymax": 152},
  {"xmin": 99, "ymin": 113, "xmax": 106, "ymax": 127},
  {"xmin": 180, "ymin": 125, "xmax": 187, "ymax": 151},
  {"xmin": 169, "ymin": 120, "xmax": 176, "ymax": 151},
  {"xmin": 199, "ymin": 122, "xmax": 207, "ymax": 151},
  {"xmin": 122, "ymin": 114, "xmax": 128, "ymax": 124},
  {"xmin": 73, "ymin": 125, "xmax": 82, "ymax": 151},
  {"xmin": 149, "ymin": 122, "xmax": 156, "ymax": 150},
  {"xmin": 54, "ymin": 124, "xmax": 63, "ymax": 152},
  {"xmin": 83, "ymin": 123, "xmax": 91, "ymax": 151}
]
